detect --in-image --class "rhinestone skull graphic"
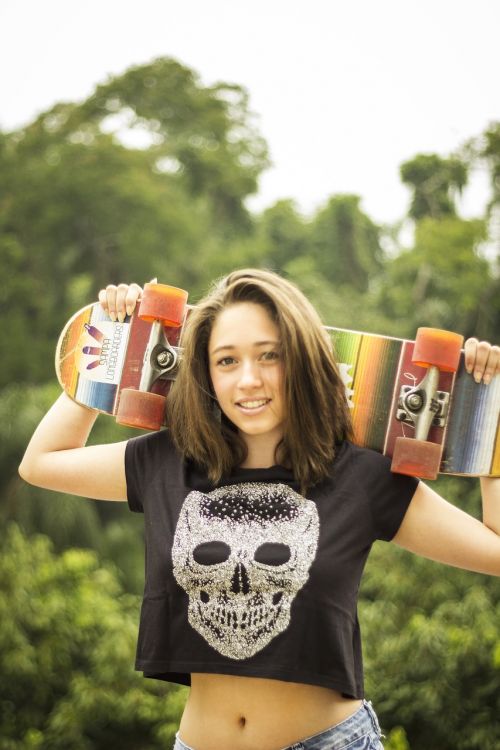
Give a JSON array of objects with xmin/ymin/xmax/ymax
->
[{"xmin": 172, "ymin": 483, "xmax": 320, "ymax": 660}]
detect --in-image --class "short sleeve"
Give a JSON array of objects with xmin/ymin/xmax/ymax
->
[
  {"xmin": 125, "ymin": 436, "xmax": 146, "ymax": 513},
  {"xmin": 124, "ymin": 429, "xmax": 184, "ymax": 514},
  {"xmin": 357, "ymin": 448, "xmax": 419, "ymax": 541}
]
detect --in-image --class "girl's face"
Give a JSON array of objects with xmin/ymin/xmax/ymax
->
[{"xmin": 208, "ymin": 302, "xmax": 285, "ymax": 463}]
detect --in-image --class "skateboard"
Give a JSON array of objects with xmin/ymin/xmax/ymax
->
[{"xmin": 56, "ymin": 283, "xmax": 500, "ymax": 480}]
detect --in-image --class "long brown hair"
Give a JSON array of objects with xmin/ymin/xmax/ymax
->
[{"xmin": 167, "ymin": 269, "xmax": 352, "ymax": 488}]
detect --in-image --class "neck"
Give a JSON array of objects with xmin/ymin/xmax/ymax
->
[{"xmin": 239, "ymin": 432, "xmax": 282, "ymax": 469}]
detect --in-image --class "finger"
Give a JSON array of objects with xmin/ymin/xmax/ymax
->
[
  {"xmin": 98, "ymin": 288, "xmax": 109, "ymax": 312},
  {"xmin": 464, "ymin": 338, "xmax": 478, "ymax": 375},
  {"xmin": 471, "ymin": 340, "xmax": 494, "ymax": 384},
  {"xmin": 105, "ymin": 285, "xmax": 118, "ymax": 321},
  {"xmin": 115, "ymin": 284, "xmax": 132, "ymax": 322},
  {"xmin": 125, "ymin": 283, "xmax": 143, "ymax": 317},
  {"xmin": 482, "ymin": 344, "xmax": 500, "ymax": 385}
]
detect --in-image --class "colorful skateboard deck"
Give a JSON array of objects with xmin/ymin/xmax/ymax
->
[
  {"xmin": 56, "ymin": 301, "xmax": 182, "ymax": 414},
  {"xmin": 328, "ymin": 327, "xmax": 499, "ymax": 477},
  {"xmin": 56, "ymin": 300, "xmax": 500, "ymax": 478}
]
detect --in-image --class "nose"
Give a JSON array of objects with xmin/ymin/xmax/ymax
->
[
  {"xmin": 237, "ymin": 359, "xmax": 263, "ymax": 389},
  {"xmin": 231, "ymin": 562, "xmax": 250, "ymax": 595}
]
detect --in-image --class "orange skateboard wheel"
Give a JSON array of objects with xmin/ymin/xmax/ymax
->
[
  {"xmin": 391, "ymin": 436, "xmax": 442, "ymax": 480},
  {"xmin": 138, "ymin": 283, "xmax": 188, "ymax": 326},
  {"xmin": 412, "ymin": 328, "xmax": 463, "ymax": 373},
  {"xmin": 116, "ymin": 388, "xmax": 165, "ymax": 430}
]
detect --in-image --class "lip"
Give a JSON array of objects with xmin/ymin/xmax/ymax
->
[{"xmin": 235, "ymin": 398, "xmax": 271, "ymax": 414}]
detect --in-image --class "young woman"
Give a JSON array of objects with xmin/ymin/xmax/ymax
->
[{"xmin": 20, "ymin": 269, "xmax": 500, "ymax": 750}]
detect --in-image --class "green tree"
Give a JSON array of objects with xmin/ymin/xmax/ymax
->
[
  {"xmin": 0, "ymin": 57, "xmax": 269, "ymax": 388},
  {"xmin": 400, "ymin": 153, "xmax": 468, "ymax": 220},
  {"xmin": 254, "ymin": 199, "xmax": 309, "ymax": 271},
  {"xmin": 0, "ymin": 525, "xmax": 186, "ymax": 749},
  {"xmin": 376, "ymin": 216, "xmax": 493, "ymax": 339},
  {"xmin": 309, "ymin": 194, "xmax": 383, "ymax": 291},
  {"xmin": 361, "ymin": 481, "xmax": 500, "ymax": 750}
]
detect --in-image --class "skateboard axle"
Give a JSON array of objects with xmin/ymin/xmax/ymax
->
[{"xmin": 156, "ymin": 349, "xmax": 177, "ymax": 370}]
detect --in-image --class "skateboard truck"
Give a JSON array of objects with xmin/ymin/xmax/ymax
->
[
  {"xmin": 396, "ymin": 368, "xmax": 450, "ymax": 432},
  {"xmin": 139, "ymin": 320, "xmax": 181, "ymax": 392},
  {"xmin": 391, "ymin": 328, "xmax": 463, "ymax": 480},
  {"xmin": 116, "ymin": 283, "xmax": 188, "ymax": 430}
]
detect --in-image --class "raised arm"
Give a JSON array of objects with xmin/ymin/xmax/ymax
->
[
  {"xmin": 393, "ymin": 338, "xmax": 500, "ymax": 576},
  {"xmin": 19, "ymin": 283, "xmax": 143, "ymax": 501}
]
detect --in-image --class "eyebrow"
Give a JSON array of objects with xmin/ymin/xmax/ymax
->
[{"xmin": 210, "ymin": 340, "xmax": 280, "ymax": 355}]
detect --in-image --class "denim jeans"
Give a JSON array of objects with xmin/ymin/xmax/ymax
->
[{"xmin": 173, "ymin": 699, "xmax": 384, "ymax": 749}]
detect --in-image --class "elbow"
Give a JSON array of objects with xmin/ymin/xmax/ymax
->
[
  {"xmin": 18, "ymin": 460, "xmax": 31, "ymax": 484},
  {"xmin": 18, "ymin": 458, "xmax": 38, "ymax": 486}
]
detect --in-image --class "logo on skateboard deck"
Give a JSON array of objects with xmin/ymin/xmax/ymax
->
[{"xmin": 77, "ymin": 321, "xmax": 129, "ymax": 384}]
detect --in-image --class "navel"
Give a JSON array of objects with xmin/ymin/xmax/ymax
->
[{"xmin": 238, "ymin": 716, "xmax": 247, "ymax": 729}]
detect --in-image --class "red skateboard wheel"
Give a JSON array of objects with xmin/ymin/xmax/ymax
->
[
  {"xmin": 412, "ymin": 328, "xmax": 464, "ymax": 373},
  {"xmin": 138, "ymin": 283, "xmax": 188, "ymax": 327},
  {"xmin": 391, "ymin": 436, "xmax": 443, "ymax": 480},
  {"xmin": 116, "ymin": 388, "xmax": 165, "ymax": 431}
]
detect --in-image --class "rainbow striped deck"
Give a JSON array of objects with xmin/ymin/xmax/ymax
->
[{"xmin": 328, "ymin": 327, "xmax": 499, "ymax": 477}]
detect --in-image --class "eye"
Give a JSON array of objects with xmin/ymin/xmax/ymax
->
[
  {"xmin": 217, "ymin": 356, "xmax": 236, "ymax": 367},
  {"xmin": 254, "ymin": 543, "xmax": 291, "ymax": 566},
  {"xmin": 193, "ymin": 541, "xmax": 231, "ymax": 565},
  {"xmin": 261, "ymin": 350, "xmax": 280, "ymax": 362}
]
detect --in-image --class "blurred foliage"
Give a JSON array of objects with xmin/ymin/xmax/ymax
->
[
  {"xmin": 0, "ymin": 525, "xmax": 187, "ymax": 749},
  {"xmin": 376, "ymin": 216, "xmax": 493, "ymax": 338},
  {"xmin": 400, "ymin": 153, "xmax": 468, "ymax": 220},
  {"xmin": 361, "ymin": 490, "xmax": 500, "ymax": 749},
  {"xmin": 1, "ymin": 56, "xmax": 499, "ymax": 747}
]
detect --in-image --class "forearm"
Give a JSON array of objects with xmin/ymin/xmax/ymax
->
[
  {"xmin": 19, "ymin": 392, "xmax": 99, "ymax": 480},
  {"xmin": 481, "ymin": 476, "xmax": 500, "ymax": 535}
]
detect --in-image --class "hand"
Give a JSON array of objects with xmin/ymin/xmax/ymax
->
[
  {"xmin": 98, "ymin": 278, "xmax": 157, "ymax": 322},
  {"xmin": 464, "ymin": 338, "xmax": 500, "ymax": 385}
]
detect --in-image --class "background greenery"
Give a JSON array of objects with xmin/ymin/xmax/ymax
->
[{"xmin": 1, "ymin": 57, "xmax": 499, "ymax": 749}]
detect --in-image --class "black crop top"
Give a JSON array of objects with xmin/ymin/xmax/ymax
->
[{"xmin": 125, "ymin": 430, "xmax": 419, "ymax": 698}]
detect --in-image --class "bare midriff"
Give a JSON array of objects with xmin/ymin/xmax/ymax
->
[{"xmin": 178, "ymin": 673, "xmax": 362, "ymax": 750}]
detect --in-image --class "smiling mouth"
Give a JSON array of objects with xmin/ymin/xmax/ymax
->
[{"xmin": 236, "ymin": 398, "xmax": 271, "ymax": 410}]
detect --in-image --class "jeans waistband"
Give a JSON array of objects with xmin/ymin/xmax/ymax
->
[
  {"xmin": 174, "ymin": 699, "xmax": 383, "ymax": 750},
  {"xmin": 286, "ymin": 700, "xmax": 382, "ymax": 749}
]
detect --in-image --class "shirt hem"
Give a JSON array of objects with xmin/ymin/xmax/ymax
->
[{"xmin": 136, "ymin": 660, "xmax": 363, "ymax": 699}]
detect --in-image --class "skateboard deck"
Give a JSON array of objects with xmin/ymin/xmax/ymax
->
[
  {"xmin": 56, "ymin": 298, "xmax": 500, "ymax": 478},
  {"xmin": 327, "ymin": 327, "xmax": 499, "ymax": 477},
  {"xmin": 56, "ymin": 300, "xmax": 182, "ymax": 413}
]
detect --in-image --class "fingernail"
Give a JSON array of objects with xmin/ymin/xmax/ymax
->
[
  {"xmin": 126, "ymin": 305, "xmax": 133, "ymax": 317},
  {"xmin": 117, "ymin": 311, "xmax": 125, "ymax": 323},
  {"xmin": 109, "ymin": 311, "xmax": 116, "ymax": 322},
  {"xmin": 484, "ymin": 374, "xmax": 491, "ymax": 385},
  {"xmin": 474, "ymin": 372, "xmax": 482, "ymax": 383}
]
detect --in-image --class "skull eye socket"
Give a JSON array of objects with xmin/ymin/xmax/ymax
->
[
  {"xmin": 193, "ymin": 541, "xmax": 231, "ymax": 565},
  {"xmin": 254, "ymin": 542, "xmax": 291, "ymax": 566}
]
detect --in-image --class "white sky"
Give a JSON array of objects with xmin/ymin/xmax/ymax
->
[{"xmin": 1, "ymin": 0, "xmax": 499, "ymax": 224}]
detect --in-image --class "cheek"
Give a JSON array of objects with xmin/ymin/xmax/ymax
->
[
  {"xmin": 271, "ymin": 365, "xmax": 285, "ymax": 398},
  {"xmin": 209, "ymin": 369, "xmax": 227, "ymax": 403}
]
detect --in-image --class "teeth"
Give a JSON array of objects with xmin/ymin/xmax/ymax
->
[{"xmin": 239, "ymin": 399, "xmax": 268, "ymax": 409}]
